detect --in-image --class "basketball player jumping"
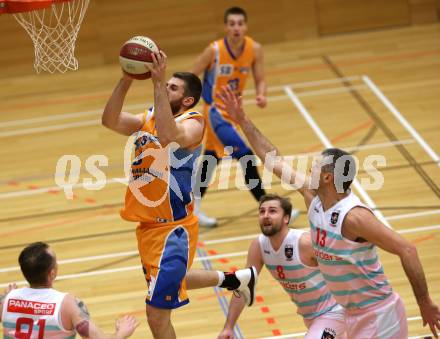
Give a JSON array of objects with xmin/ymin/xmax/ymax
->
[
  {"xmin": 218, "ymin": 194, "xmax": 347, "ymax": 339},
  {"xmin": 102, "ymin": 52, "xmax": 256, "ymax": 339},
  {"xmin": 218, "ymin": 86, "xmax": 440, "ymax": 338}
]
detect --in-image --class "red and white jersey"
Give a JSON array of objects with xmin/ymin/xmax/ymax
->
[
  {"xmin": 259, "ymin": 229, "xmax": 340, "ymax": 320},
  {"xmin": 308, "ymin": 192, "xmax": 392, "ymax": 311},
  {"xmin": 2, "ymin": 287, "xmax": 75, "ymax": 339}
]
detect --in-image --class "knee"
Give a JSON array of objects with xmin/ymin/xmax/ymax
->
[{"xmin": 146, "ymin": 306, "xmax": 170, "ymax": 332}]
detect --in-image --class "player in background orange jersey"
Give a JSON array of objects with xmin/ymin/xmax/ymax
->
[{"xmin": 192, "ymin": 7, "xmax": 299, "ymax": 227}]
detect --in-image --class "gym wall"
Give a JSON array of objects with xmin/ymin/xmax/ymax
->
[{"xmin": 0, "ymin": 0, "xmax": 438, "ymax": 78}]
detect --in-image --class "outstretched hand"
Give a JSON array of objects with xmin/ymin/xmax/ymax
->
[
  {"xmin": 115, "ymin": 315, "xmax": 139, "ymax": 338},
  {"xmin": 216, "ymin": 86, "xmax": 246, "ymax": 123},
  {"xmin": 145, "ymin": 51, "xmax": 167, "ymax": 84},
  {"xmin": 419, "ymin": 297, "xmax": 440, "ymax": 338}
]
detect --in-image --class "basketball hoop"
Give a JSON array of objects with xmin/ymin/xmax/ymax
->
[{"xmin": 0, "ymin": 0, "xmax": 90, "ymax": 73}]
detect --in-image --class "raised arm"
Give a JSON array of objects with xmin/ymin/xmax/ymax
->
[
  {"xmin": 218, "ymin": 239, "xmax": 264, "ymax": 339},
  {"xmin": 101, "ymin": 75, "xmax": 144, "ymax": 136},
  {"xmin": 217, "ymin": 86, "xmax": 316, "ymax": 207},
  {"xmin": 62, "ymin": 295, "xmax": 139, "ymax": 339},
  {"xmin": 191, "ymin": 45, "xmax": 214, "ymax": 76},
  {"xmin": 343, "ymin": 207, "xmax": 440, "ymax": 337},
  {"xmin": 252, "ymin": 42, "xmax": 267, "ymax": 108},
  {"xmin": 148, "ymin": 52, "xmax": 204, "ymax": 149}
]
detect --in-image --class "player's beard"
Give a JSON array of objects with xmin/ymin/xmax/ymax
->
[
  {"xmin": 169, "ymin": 97, "xmax": 184, "ymax": 115},
  {"xmin": 259, "ymin": 219, "xmax": 282, "ymax": 237}
]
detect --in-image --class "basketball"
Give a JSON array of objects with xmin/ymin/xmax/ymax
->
[{"xmin": 119, "ymin": 36, "xmax": 160, "ymax": 80}]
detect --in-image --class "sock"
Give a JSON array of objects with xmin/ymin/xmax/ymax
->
[
  {"xmin": 219, "ymin": 272, "xmax": 241, "ymax": 290},
  {"xmin": 216, "ymin": 271, "xmax": 225, "ymax": 286}
]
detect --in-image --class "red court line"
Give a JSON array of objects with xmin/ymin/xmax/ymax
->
[
  {"xmin": 255, "ymin": 294, "xmax": 282, "ymax": 335},
  {"xmin": 208, "ymin": 118, "xmax": 373, "ymax": 188},
  {"xmin": 256, "ymin": 296, "xmax": 264, "ymax": 303},
  {"xmin": 272, "ymin": 329, "xmax": 282, "ymax": 336},
  {"xmin": 0, "ymin": 207, "xmax": 113, "ymax": 237},
  {"xmin": 2, "ymin": 92, "xmax": 110, "ymax": 111},
  {"xmin": 411, "ymin": 234, "xmax": 436, "ymax": 245},
  {"xmin": 304, "ymin": 119, "xmax": 373, "ymax": 152},
  {"xmin": 267, "ymin": 49, "xmax": 440, "ymax": 76},
  {"xmin": 3, "ymin": 49, "xmax": 440, "ymax": 112},
  {"xmin": 266, "ymin": 317, "xmax": 276, "ymax": 324}
]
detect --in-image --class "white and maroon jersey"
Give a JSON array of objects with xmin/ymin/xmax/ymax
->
[
  {"xmin": 2, "ymin": 287, "xmax": 75, "ymax": 339},
  {"xmin": 308, "ymin": 192, "xmax": 393, "ymax": 311},
  {"xmin": 259, "ymin": 229, "xmax": 340, "ymax": 320}
]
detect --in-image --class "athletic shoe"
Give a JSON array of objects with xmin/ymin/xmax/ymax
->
[
  {"xmin": 234, "ymin": 266, "xmax": 257, "ymax": 306},
  {"xmin": 194, "ymin": 197, "xmax": 218, "ymax": 228},
  {"xmin": 196, "ymin": 210, "xmax": 218, "ymax": 228}
]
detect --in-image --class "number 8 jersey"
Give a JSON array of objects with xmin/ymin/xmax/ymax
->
[
  {"xmin": 2, "ymin": 287, "xmax": 75, "ymax": 338},
  {"xmin": 259, "ymin": 229, "xmax": 340, "ymax": 320}
]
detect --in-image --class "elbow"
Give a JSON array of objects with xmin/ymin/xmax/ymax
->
[
  {"xmin": 101, "ymin": 114, "xmax": 111, "ymax": 128},
  {"xmin": 400, "ymin": 243, "xmax": 418, "ymax": 260},
  {"xmin": 157, "ymin": 130, "xmax": 181, "ymax": 148},
  {"xmin": 101, "ymin": 114, "xmax": 117, "ymax": 130},
  {"xmin": 101, "ymin": 116, "xmax": 108, "ymax": 128}
]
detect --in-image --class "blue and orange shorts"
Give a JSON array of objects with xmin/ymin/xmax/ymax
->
[
  {"xmin": 204, "ymin": 104, "xmax": 252, "ymax": 159},
  {"xmin": 136, "ymin": 215, "xmax": 198, "ymax": 309}
]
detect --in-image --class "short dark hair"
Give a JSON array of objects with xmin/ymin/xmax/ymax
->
[
  {"xmin": 259, "ymin": 194, "xmax": 292, "ymax": 219},
  {"xmin": 19, "ymin": 242, "xmax": 55, "ymax": 285},
  {"xmin": 172, "ymin": 72, "xmax": 202, "ymax": 109},
  {"xmin": 224, "ymin": 7, "xmax": 247, "ymax": 23},
  {"xmin": 321, "ymin": 148, "xmax": 356, "ymax": 192}
]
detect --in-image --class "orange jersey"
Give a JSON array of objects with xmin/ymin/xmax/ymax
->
[
  {"xmin": 202, "ymin": 36, "xmax": 255, "ymax": 110},
  {"xmin": 120, "ymin": 107, "xmax": 204, "ymax": 225}
]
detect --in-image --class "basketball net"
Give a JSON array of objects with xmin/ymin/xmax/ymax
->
[{"xmin": 13, "ymin": 0, "xmax": 90, "ymax": 73}]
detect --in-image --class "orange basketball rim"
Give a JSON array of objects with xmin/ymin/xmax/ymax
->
[{"xmin": 0, "ymin": 0, "xmax": 90, "ymax": 73}]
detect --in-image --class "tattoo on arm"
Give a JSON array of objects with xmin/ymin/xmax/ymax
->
[
  {"xmin": 75, "ymin": 320, "xmax": 90, "ymax": 337},
  {"xmin": 75, "ymin": 298, "xmax": 91, "ymax": 337},
  {"xmin": 76, "ymin": 298, "xmax": 90, "ymax": 318}
]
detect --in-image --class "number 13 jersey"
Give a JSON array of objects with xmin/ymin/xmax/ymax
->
[{"xmin": 308, "ymin": 192, "xmax": 392, "ymax": 312}]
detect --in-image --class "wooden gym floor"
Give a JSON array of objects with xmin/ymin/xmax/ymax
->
[{"xmin": 1, "ymin": 23, "xmax": 439, "ymax": 338}]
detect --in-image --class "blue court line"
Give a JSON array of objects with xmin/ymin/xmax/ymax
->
[{"xmin": 196, "ymin": 248, "xmax": 244, "ymax": 339}]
